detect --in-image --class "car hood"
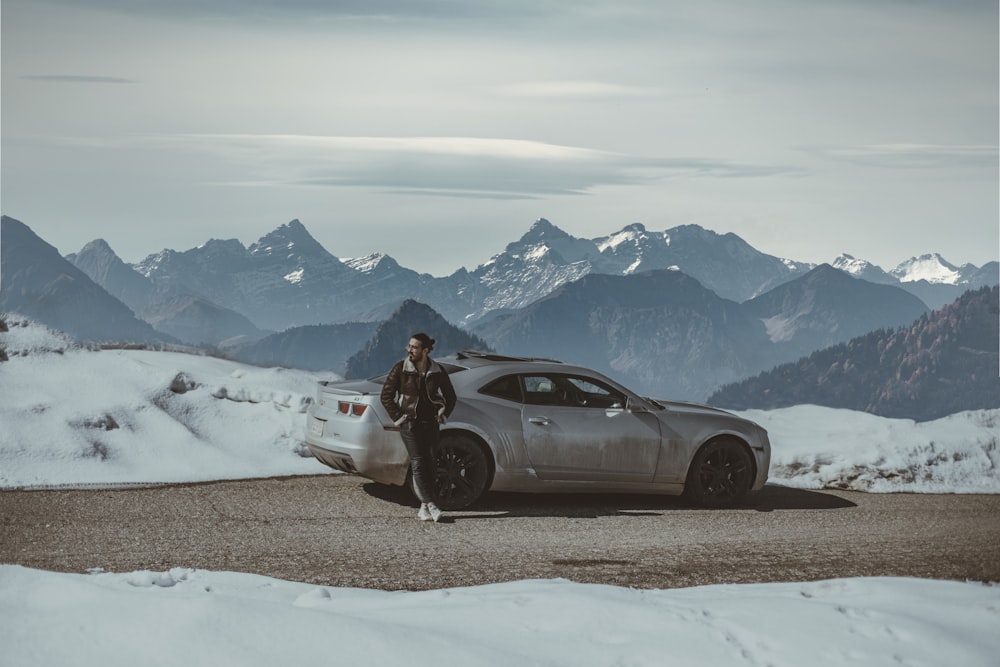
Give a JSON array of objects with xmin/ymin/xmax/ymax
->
[
  {"xmin": 652, "ymin": 399, "xmax": 766, "ymax": 433},
  {"xmin": 653, "ymin": 399, "xmax": 748, "ymax": 421}
]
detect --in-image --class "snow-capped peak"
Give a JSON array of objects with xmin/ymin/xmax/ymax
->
[
  {"xmin": 249, "ymin": 219, "xmax": 329, "ymax": 259},
  {"xmin": 825, "ymin": 254, "xmax": 895, "ymax": 284},
  {"xmin": 343, "ymin": 253, "xmax": 399, "ymax": 273},
  {"xmin": 892, "ymin": 253, "xmax": 962, "ymax": 284},
  {"xmin": 781, "ymin": 258, "xmax": 813, "ymax": 272},
  {"xmin": 596, "ymin": 223, "xmax": 650, "ymax": 252},
  {"xmin": 133, "ymin": 249, "xmax": 173, "ymax": 278},
  {"xmin": 518, "ymin": 218, "xmax": 570, "ymax": 244},
  {"xmin": 833, "ymin": 253, "xmax": 872, "ymax": 276}
]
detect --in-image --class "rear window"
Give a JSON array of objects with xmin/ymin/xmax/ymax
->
[{"xmin": 479, "ymin": 375, "xmax": 523, "ymax": 402}]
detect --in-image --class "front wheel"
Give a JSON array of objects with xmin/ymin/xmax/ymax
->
[
  {"xmin": 683, "ymin": 439, "xmax": 753, "ymax": 508},
  {"xmin": 431, "ymin": 433, "xmax": 492, "ymax": 510}
]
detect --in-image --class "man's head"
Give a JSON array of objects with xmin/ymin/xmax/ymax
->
[{"xmin": 407, "ymin": 333, "xmax": 435, "ymax": 364}]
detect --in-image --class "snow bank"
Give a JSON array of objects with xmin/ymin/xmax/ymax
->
[
  {"xmin": 0, "ymin": 317, "xmax": 330, "ymax": 488},
  {"xmin": 747, "ymin": 406, "xmax": 1000, "ymax": 493},
  {"xmin": 2, "ymin": 566, "xmax": 998, "ymax": 667}
]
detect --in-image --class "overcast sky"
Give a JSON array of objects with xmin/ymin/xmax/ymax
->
[{"xmin": 2, "ymin": 0, "xmax": 997, "ymax": 276}]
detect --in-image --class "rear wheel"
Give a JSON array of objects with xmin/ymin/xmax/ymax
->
[
  {"xmin": 683, "ymin": 439, "xmax": 753, "ymax": 507},
  {"xmin": 431, "ymin": 433, "xmax": 492, "ymax": 510}
]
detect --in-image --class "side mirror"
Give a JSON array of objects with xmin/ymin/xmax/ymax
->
[{"xmin": 627, "ymin": 398, "xmax": 651, "ymax": 414}]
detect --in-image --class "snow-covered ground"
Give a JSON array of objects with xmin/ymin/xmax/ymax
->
[
  {"xmin": 2, "ymin": 315, "xmax": 998, "ymax": 666},
  {"xmin": 2, "ymin": 567, "xmax": 997, "ymax": 667}
]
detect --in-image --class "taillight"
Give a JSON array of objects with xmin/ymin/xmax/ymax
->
[{"xmin": 337, "ymin": 401, "xmax": 368, "ymax": 417}]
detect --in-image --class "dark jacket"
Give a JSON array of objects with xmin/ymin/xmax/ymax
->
[{"xmin": 380, "ymin": 358, "xmax": 457, "ymax": 425}]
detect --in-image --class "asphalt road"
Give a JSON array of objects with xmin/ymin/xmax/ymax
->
[{"xmin": 2, "ymin": 475, "xmax": 999, "ymax": 591}]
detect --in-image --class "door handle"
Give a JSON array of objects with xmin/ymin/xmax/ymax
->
[{"xmin": 528, "ymin": 417, "xmax": 552, "ymax": 425}]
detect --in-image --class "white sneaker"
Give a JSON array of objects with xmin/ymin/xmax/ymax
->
[
  {"xmin": 427, "ymin": 503, "xmax": 442, "ymax": 522},
  {"xmin": 417, "ymin": 504, "xmax": 431, "ymax": 521}
]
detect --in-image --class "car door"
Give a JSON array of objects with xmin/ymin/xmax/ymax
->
[{"xmin": 520, "ymin": 373, "xmax": 661, "ymax": 482}]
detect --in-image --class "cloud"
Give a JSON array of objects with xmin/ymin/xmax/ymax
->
[
  {"xmin": 491, "ymin": 81, "xmax": 663, "ymax": 99},
  {"xmin": 805, "ymin": 144, "xmax": 998, "ymax": 169},
  {"xmin": 20, "ymin": 0, "xmax": 572, "ymax": 23},
  {"xmin": 6, "ymin": 0, "xmax": 707, "ymax": 43},
  {"xmin": 19, "ymin": 75, "xmax": 137, "ymax": 84},
  {"xmin": 125, "ymin": 134, "xmax": 799, "ymax": 199}
]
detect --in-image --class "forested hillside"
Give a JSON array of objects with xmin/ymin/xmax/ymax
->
[
  {"xmin": 344, "ymin": 300, "xmax": 491, "ymax": 379},
  {"xmin": 709, "ymin": 287, "xmax": 1000, "ymax": 421}
]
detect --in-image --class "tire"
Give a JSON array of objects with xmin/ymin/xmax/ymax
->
[
  {"xmin": 683, "ymin": 439, "xmax": 754, "ymax": 508},
  {"xmin": 431, "ymin": 433, "xmax": 492, "ymax": 510}
]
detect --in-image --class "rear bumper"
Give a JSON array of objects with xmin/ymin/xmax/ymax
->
[
  {"xmin": 304, "ymin": 411, "xmax": 410, "ymax": 486},
  {"xmin": 307, "ymin": 442, "xmax": 359, "ymax": 474}
]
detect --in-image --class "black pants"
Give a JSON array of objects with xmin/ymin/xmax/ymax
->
[{"xmin": 400, "ymin": 419, "xmax": 439, "ymax": 504}]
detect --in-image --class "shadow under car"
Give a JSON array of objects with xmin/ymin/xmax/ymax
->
[{"xmin": 361, "ymin": 481, "xmax": 856, "ymax": 519}]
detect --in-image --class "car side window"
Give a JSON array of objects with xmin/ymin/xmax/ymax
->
[
  {"xmin": 479, "ymin": 375, "xmax": 523, "ymax": 403},
  {"xmin": 564, "ymin": 376, "xmax": 625, "ymax": 409},
  {"xmin": 521, "ymin": 374, "xmax": 624, "ymax": 408},
  {"xmin": 484, "ymin": 372, "xmax": 628, "ymax": 409},
  {"xmin": 523, "ymin": 375, "xmax": 562, "ymax": 405}
]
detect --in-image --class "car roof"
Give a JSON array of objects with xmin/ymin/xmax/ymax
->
[
  {"xmin": 441, "ymin": 350, "xmax": 598, "ymax": 378},
  {"xmin": 366, "ymin": 351, "xmax": 567, "ymax": 381},
  {"xmin": 366, "ymin": 351, "xmax": 622, "ymax": 389},
  {"xmin": 452, "ymin": 350, "xmax": 565, "ymax": 365}
]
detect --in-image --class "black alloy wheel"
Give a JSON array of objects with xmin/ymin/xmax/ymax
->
[
  {"xmin": 431, "ymin": 433, "xmax": 492, "ymax": 510},
  {"xmin": 683, "ymin": 439, "xmax": 753, "ymax": 507}
]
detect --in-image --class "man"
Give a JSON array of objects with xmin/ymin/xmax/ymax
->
[{"xmin": 379, "ymin": 333, "xmax": 457, "ymax": 522}]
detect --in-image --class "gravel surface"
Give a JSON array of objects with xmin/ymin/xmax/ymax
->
[{"xmin": 3, "ymin": 475, "xmax": 999, "ymax": 590}]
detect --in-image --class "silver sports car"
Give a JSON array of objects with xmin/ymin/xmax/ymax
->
[{"xmin": 305, "ymin": 351, "xmax": 770, "ymax": 509}]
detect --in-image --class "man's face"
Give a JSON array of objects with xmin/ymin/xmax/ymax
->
[{"xmin": 406, "ymin": 338, "xmax": 427, "ymax": 364}]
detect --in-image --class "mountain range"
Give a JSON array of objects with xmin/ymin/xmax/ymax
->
[
  {"xmin": 1, "ymin": 213, "xmax": 996, "ymax": 403},
  {"xmin": 62, "ymin": 215, "xmax": 997, "ymax": 339}
]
